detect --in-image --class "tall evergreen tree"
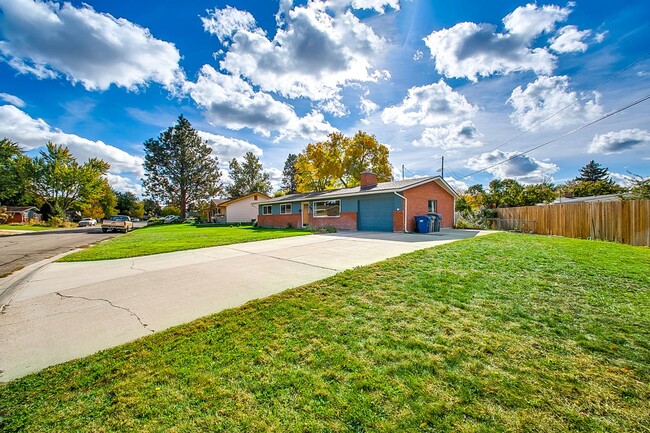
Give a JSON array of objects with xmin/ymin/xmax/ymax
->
[
  {"xmin": 142, "ymin": 115, "xmax": 222, "ymax": 219},
  {"xmin": 281, "ymin": 153, "xmax": 299, "ymax": 194},
  {"xmin": 226, "ymin": 152, "xmax": 272, "ymax": 199},
  {"xmin": 577, "ymin": 160, "xmax": 611, "ymax": 182}
]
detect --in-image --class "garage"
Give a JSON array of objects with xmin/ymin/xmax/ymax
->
[{"xmin": 358, "ymin": 197, "xmax": 394, "ymax": 231}]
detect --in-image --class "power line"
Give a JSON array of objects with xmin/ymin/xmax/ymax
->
[{"xmin": 462, "ymin": 93, "xmax": 650, "ymax": 178}]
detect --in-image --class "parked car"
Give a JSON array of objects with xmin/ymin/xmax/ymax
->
[
  {"xmin": 78, "ymin": 218, "xmax": 96, "ymax": 227},
  {"xmin": 163, "ymin": 215, "xmax": 181, "ymax": 224},
  {"xmin": 101, "ymin": 215, "xmax": 133, "ymax": 233}
]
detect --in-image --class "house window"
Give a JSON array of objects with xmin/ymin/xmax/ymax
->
[
  {"xmin": 280, "ymin": 204, "xmax": 292, "ymax": 214},
  {"xmin": 428, "ymin": 200, "xmax": 437, "ymax": 213},
  {"xmin": 262, "ymin": 205, "xmax": 272, "ymax": 215},
  {"xmin": 313, "ymin": 200, "xmax": 340, "ymax": 217}
]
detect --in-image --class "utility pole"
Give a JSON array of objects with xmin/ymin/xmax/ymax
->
[
  {"xmin": 441, "ymin": 156, "xmax": 444, "ymax": 179},
  {"xmin": 402, "ymin": 164, "xmax": 405, "ymax": 180}
]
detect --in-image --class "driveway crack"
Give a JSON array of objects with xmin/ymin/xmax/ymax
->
[
  {"xmin": 55, "ymin": 292, "xmax": 154, "ymax": 333},
  {"xmin": 225, "ymin": 247, "xmax": 339, "ymax": 272}
]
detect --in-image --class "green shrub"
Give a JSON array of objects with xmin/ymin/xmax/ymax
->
[{"xmin": 311, "ymin": 225, "xmax": 337, "ymax": 233}]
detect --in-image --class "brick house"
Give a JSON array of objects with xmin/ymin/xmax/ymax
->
[
  {"xmin": 257, "ymin": 173, "xmax": 458, "ymax": 232},
  {"xmin": 5, "ymin": 206, "xmax": 41, "ymax": 224}
]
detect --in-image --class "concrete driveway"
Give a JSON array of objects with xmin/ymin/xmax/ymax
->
[{"xmin": 0, "ymin": 229, "xmax": 492, "ymax": 381}]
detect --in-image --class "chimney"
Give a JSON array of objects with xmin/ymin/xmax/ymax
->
[{"xmin": 360, "ymin": 171, "xmax": 378, "ymax": 189}]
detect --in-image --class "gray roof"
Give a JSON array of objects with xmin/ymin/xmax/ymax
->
[
  {"xmin": 261, "ymin": 176, "xmax": 458, "ymax": 204},
  {"xmin": 551, "ymin": 194, "xmax": 622, "ymax": 204}
]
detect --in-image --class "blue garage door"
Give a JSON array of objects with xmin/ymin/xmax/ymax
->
[{"xmin": 358, "ymin": 197, "xmax": 394, "ymax": 231}]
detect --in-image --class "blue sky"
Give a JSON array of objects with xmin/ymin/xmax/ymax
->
[{"xmin": 1, "ymin": 0, "xmax": 648, "ymax": 195}]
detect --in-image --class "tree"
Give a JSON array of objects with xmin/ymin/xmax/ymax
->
[
  {"xmin": 522, "ymin": 181, "xmax": 557, "ymax": 206},
  {"xmin": 0, "ymin": 138, "xmax": 33, "ymax": 205},
  {"xmin": 561, "ymin": 160, "xmax": 624, "ymax": 197},
  {"xmin": 143, "ymin": 198, "xmax": 162, "ymax": 217},
  {"xmin": 30, "ymin": 142, "xmax": 110, "ymax": 215},
  {"xmin": 484, "ymin": 179, "xmax": 524, "ymax": 208},
  {"xmin": 295, "ymin": 131, "xmax": 392, "ymax": 192},
  {"xmin": 82, "ymin": 178, "xmax": 116, "ymax": 219},
  {"xmin": 577, "ymin": 160, "xmax": 611, "ymax": 182},
  {"xmin": 281, "ymin": 153, "xmax": 299, "ymax": 194},
  {"xmin": 142, "ymin": 115, "xmax": 222, "ymax": 219},
  {"xmin": 225, "ymin": 151, "xmax": 272, "ymax": 199},
  {"xmin": 623, "ymin": 173, "xmax": 650, "ymax": 200}
]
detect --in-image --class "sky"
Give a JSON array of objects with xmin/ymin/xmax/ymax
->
[{"xmin": 0, "ymin": 0, "xmax": 649, "ymax": 196}]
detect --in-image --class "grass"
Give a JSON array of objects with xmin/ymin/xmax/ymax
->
[
  {"xmin": 58, "ymin": 224, "xmax": 311, "ymax": 261},
  {"xmin": 1, "ymin": 233, "xmax": 649, "ymax": 432},
  {"xmin": 0, "ymin": 224, "xmax": 54, "ymax": 231}
]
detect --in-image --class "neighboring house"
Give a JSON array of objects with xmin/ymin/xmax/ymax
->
[
  {"xmin": 5, "ymin": 206, "xmax": 41, "ymax": 223},
  {"xmin": 257, "ymin": 172, "xmax": 459, "ymax": 232},
  {"xmin": 551, "ymin": 194, "xmax": 622, "ymax": 204},
  {"xmin": 208, "ymin": 192, "xmax": 271, "ymax": 224}
]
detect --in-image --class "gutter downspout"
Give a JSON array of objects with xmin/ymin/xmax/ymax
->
[{"xmin": 394, "ymin": 191, "xmax": 408, "ymax": 233}]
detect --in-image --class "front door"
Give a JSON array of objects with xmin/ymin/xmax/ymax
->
[{"xmin": 302, "ymin": 202, "xmax": 309, "ymax": 227}]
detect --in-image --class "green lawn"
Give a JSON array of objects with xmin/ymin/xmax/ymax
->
[
  {"xmin": 0, "ymin": 224, "xmax": 53, "ymax": 231},
  {"xmin": 2, "ymin": 233, "xmax": 648, "ymax": 432},
  {"xmin": 58, "ymin": 224, "xmax": 311, "ymax": 261}
]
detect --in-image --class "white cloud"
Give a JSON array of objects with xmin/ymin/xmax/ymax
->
[
  {"xmin": 315, "ymin": 0, "xmax": 400, "ymax": 15},
  {"xmin": 413, "ymin": 50, "xmax": 423, "ymax": 61},
  {"xmin": 413, "ymin": 121, "xmax": 483, "ymax": 149},
  {"xmin": 423, "ymin": 22, "xmax": 556, "ymax": 81},
  {"xmin": 466, "ymin": 149, "xmax": 559, "ymax": 184},
  {"xmin": 265, "ymin": 166, "xmax": 283, "ymax": 191},
  {"xmin": 588, "ymin": 129, "xmax": 650, "ymax": 154},
  {"xmin": 318, "ymin": 98, "xmax": 350, "ymax": 117},
  {"xmin": 359, "ymin": 97, "xmax": 379, "ymax": 116},
  {"xmin": 550, "ymin": 25, "xmax": 591, "ymax": 53},
  {"xmin": 0, "ymin": 93, "xmax": 25, "ymax": 107},
  {"xmin": 105, "ymin": 173, "xmax": 143, "ymax": 196},
  {"xmin": 422, "ymin": 3, "xmax": 580, "ymax": 81},
  {"xmin": 595, "ymin": 31, "xmax": 607, "ymax": 43},
  {"xmin": 197, "ymin": 130, "xmax": 263, "ymax": 162},
  {"xmin": 201, "ymin": 6, "xmax": 259, "ymax": 45},
  {"xmin": 0, "ymin": 104, "xmax": 144, "ymax": 176},
  {"xmin": 508, "ymin": 75, "xmax": 603, "ymax": 131},
  {"xmin": 444, "ymin": 176, "xmax": 468, "ymax": 193},
  {"xmin": 185, "ymin": 65, "xmax": 335, "ymax": 141},
  {"xmin": 205, "ymin": 3, "xmax": 387, "ymax": 101},
  {"xmin": 0, "ymin": 0, "xmax": 183, "ymax": 91},
  {"xmin": 502, "ymin": 3, "xmax": 571, "ymax": 40},
  {"xmin": 381, "ymin": 80, "xmax": 477, "ymax": 127}
]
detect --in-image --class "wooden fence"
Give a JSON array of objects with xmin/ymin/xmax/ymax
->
[{"xmin": 496, "ymin": 200, "xmax": 650, "ymax": 247}]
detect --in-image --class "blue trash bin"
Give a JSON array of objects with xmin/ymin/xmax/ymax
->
[{"xmin": 415, "ymin": 215, "xmax": 431, "ymax": 233}]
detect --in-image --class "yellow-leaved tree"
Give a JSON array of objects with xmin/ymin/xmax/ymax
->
[{"xmin": 295, "ymin": 131, "xmax": 392, "ymax": 192}]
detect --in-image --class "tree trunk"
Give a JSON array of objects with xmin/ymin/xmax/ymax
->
[{"xmin": 180, "ymin": 187, "xmax": 187, "ymax": 220}]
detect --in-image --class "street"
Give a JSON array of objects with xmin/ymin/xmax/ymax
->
[{"xmin": 0, "ymin": 223, "xmax": 145, "ymax": 307}]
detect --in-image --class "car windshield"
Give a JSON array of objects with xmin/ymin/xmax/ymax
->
[{"xmin": 108, "ymin": 216, "xmax": 128, "ymax": 221}]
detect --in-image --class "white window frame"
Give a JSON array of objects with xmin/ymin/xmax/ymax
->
[
  {"xmin": 262, "ymin": 205, "xmax": 272, "ymax": 215},
  {"xmin": 280, "ymin": 204, "xmax": 292, "ymax": 214},
  {"xmin": 313, "ymin": 200, "xmax": 341, "ymax": 218},
  {"xmin": 428, "ymin": 199, "xmax": 437, "ymax": 213}
]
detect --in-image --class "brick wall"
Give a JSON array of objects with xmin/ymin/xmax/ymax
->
[
  {"xmin": 258, "ymin": 213, "xmax": 301, "ymax": 228},
  {"xmin": 308, "ymin": 212, "xmax": 357, "ymax": 230},
  {"xmin": 393, "ymin": 210, "xmax": 405, "ymax": 232},
  {"xmin": 403, "ymin": 182, "xmax": 455, "ymax": 231}
]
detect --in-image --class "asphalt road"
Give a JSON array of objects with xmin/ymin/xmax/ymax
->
[{"xmin": 0, "ymin": 223, "xmax": 145, "ymax": 306}]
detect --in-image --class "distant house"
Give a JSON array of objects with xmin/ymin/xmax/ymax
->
[
  {"xmin": 207, "ymin": 192, "xmax": 271, "ymax": 224},
  {"xmin": 551, "ymin": 194, "xmax": 622, "ymax": 204},
  {"xmin": 257, "ymin": 172, "xmax": 458, "ymax": 232},
  {"xmin": 5, "ymin": 206, "xmax": 41, "ymax": 224}
]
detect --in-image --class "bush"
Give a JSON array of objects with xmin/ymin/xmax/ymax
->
[
  {"xmin": 286, "ymin": 222, "xmax": 293, "ymax": 229},
  {"xmin": 311, "ymin": 225, "xmax": 337, "ymax": 234}
]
